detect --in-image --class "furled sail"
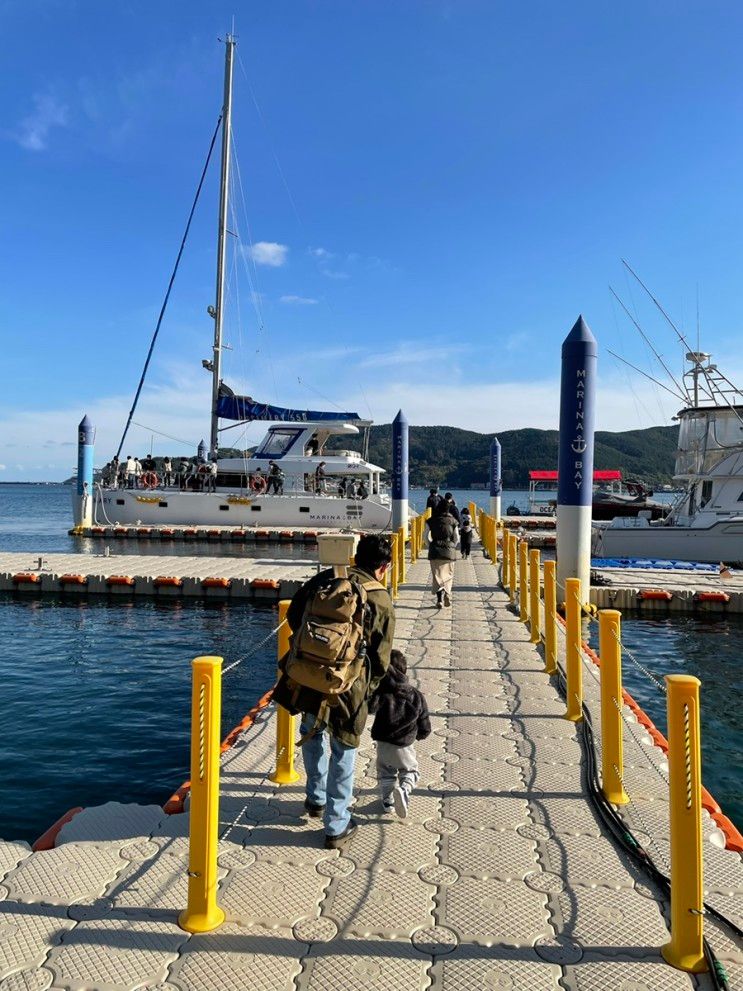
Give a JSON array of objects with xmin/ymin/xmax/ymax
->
[{"xmin": 217, "ymin": 392, "xmax": 360, "ymax": 423}]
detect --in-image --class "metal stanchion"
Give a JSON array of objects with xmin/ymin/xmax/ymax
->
[
  {"xmin": 661, "ymin": 675, "xmax": 707, "ymax": 974},
  {"xmin": 270, "ymin": 601, "xmax": 300, "ymax": 785},
  {"xmin": 179, "ymin": 655, "xmax": 226, "ymax": 934},
  {"xmin": 529, "ymin": 548, "xmax": 541, "ymax": 644},
  {"xmin": 543, "ymin": 559, "xmax": 557, "ymax": 675},
  {"xmin": 564, "ymin": 577, "xmax": 583, "ymax": 722},
  {"xmin": 597, "ymin": 609, "xmax": 628, "ymax": 805}
]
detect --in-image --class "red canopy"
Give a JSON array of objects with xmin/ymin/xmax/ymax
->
[{"xmin": 529, "ymin": 470, "xmax": 622, "ymax": 481}]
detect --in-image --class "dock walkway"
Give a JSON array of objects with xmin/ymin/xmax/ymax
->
[{"xmin": 1, "ymin": 539, "xmax": 741, "ymax": 989}]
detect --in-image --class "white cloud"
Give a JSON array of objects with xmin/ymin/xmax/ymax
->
[
  {"xmin": 357, "ymin": 343, "xmax": 468, "ymax": 370},
  {"xmin": 280, "ymin": 294, "xmax": 319, "ymax": 306},
  {"xmin": 247, "ymin": 242, "xmax": 288, "ymax": 267},
  {"xmin": 0, "ymin": 464, "xmax": 5, "ymax": 470},
  {"xmin": 309, "ymin": 247, "xmax": 332, "ymax": 259},
  {"xmin": 14, "ymin": 92, "xmax": 69, "ymax": 151}
]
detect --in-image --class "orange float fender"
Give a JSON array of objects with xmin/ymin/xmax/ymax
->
[
  {"xmin": 183, "ymin": 528, "xmax": 198, "ymax": 537},
  {"xmin": 136, "ymin": 527, "xmax": 151, "ymax": 535},
  {"xmin": 255, "ymin": 530, "xmax": 270, "ymax": 539},
  {"xmin": 711, "ymin": 813, "xmax": 743, "ymax": 853},
  {"xmin": 160, "ymin": 528, "xmax": 175, "ymax": 537},
  {"xmin": 163, "ymin": 782, "xmax": 191, "ymax": 815},
  {"xmin": 114, "ymin": 526, "xmax": 129, "ymax": 537},
  {"xmin": 202, "ymin": 577, "xmax": 231, "ymax": 589},
  {"xmin": 251, "ymin": 578, "xmax": 280, "ymax": 590},
  {"xmin": 59, "ymin": 574, "xmax": 87, "ymax": 585},
  {"xmin": 106, "ymin": 575, "xmax": 135, "ymax": 587},
  {"xmin": 154, "ymin": 576, "xmax": 183, "ymax": 588},
  {"xmin": 91, "ymin": 526, "xmax": 106, "ymax": 536},
  {"xmin": 250, "ymin": 475, "xmax": 267, "ymax": 494},
  {"xmin": 207, "ymin": 529, "xmax": 221, "ymax": 537},
  {"xmin": 230, "ymin": 529, "xmax": 246, "ymax": 539},
  {"xmin": 694, "ymin": 591, "xmax": 730, "ymax": 604},
  {"xmin": 13, "ymin": 572, "xmax": 40, "ymax": 584},
  {"xmin": 279, "ymin": 530, "xmax": 294, "ymax": 540},
  {"xmin": 33, "ymin": 806, "xmax": 84, "ymax": 851},
  {"xmin": 638, "ymin": 588, "xmax": 673, "ymax": 601}
]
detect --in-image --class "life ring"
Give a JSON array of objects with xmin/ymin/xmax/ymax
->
[
  {"xmin": 142, "ymin": 471, "xmax": 159, "ymax": 489},
  {"xmin": 250, "ymin": 475, "xmax": 267, "ymax": 494}
]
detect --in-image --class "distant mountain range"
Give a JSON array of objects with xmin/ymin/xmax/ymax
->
[{"xmin": 328, "ymin": 423, "xmax": 680, "ymax": 488}]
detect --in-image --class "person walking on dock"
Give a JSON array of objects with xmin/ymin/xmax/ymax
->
[
  {"xmin": 459, "ymin": 508, "xmax": 473, "ymax": 559},
  {"xmin": 443, "ymin": 491, "xmax": 461, "ymax": 523},
  {"xmin": 428, "ymin": 499, "xmax": 459, "ymax": 608},
  {"xmin": 369, "ymin": 649, "xmax": 430, "ymax": 818},
  {"xmin": 426, "ymin": 487, "xmax": 443, "ymax": 513},
  {"xmin": 277, "ymin": 534, "xmax": 395, "ymax": 848}
]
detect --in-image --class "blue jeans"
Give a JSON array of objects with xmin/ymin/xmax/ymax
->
[{"xmin": 300, "ymin": 714, "xmax": 357, "ymax": 836}]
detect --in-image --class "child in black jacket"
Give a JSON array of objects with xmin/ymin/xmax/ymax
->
[{"xmin": 369, "ymin": 649, "xmax": 431, "ymax": 818}]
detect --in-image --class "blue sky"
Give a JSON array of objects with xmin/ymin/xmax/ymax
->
[{"xmin": 2, "ymin": 1, "xmax": 743, "ymax": 480}]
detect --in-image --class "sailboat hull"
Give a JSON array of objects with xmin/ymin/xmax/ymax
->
[
  {"xmin": 592, "ymin": 518, "xmax": 743, "ymax": 565},
  {"xmin": 96, "ymin": 488, "xmax": 393, "ymax": 531}
]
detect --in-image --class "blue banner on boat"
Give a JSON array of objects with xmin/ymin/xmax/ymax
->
[{"xmin": 217, "ymin": 396, "xmax": 361, "ymax": 422}]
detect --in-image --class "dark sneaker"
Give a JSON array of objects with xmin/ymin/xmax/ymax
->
[
  {"xmin": 443, "ymin": 592, "xmax": 451, "ymax": 607},
  {"xmin": 393, "ymin": 785, "xmax": 409, "ymax": 819},
  {"xmin": 304, "ymin": 798, "xmax": 326, "ymax": 819},
  {"xmin": 324, "ymin": 819, "xmax": 358, "ymax": 849}
]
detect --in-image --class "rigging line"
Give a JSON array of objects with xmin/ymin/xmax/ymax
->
[
  {"xmin": 131, "ymin": 421, "xmax": 197, "ymax": 448},
  {"xmin": 609, "ymin": 286, "xmax": 686, "ymax": 399},
  {"xmin": 606, "ymin": 350, "xmax": 686, "ymax": 403},
  {"xmin": 115, "ymin": 114, "xmax": 223, "ymax": 460},
  {"xmin": 297, "ymin": 376, "xmax": 345, "ymax": 412},
  {"xmin": 609, "ymin": 294, "xmax": 654, "ymax": 424}
]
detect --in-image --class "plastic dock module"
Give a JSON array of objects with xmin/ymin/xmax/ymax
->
[{"xmin": 2, "ymin": 530, "xmax": 742, "ymax": 990}]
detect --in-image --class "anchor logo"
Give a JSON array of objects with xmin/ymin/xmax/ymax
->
[{"xmin": 571, "ymin": 438, "xmax": 587, "ymax": 454}]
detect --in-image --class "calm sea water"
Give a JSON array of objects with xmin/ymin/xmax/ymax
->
[{"xmin": 0, "ymin": 483, "xmax": 740, "ymax": 840}]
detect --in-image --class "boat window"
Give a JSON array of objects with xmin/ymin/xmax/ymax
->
[
  {"xmin": 299, "ymin": 506, "xmax": 310, "ymax": 513},
  {"xmin": 699, "ymin": 480, "xmax": 713, "ymax": 508},
  {"xmin": 738, "ymin": 491, "xmax": 743, "ymax": 502},
  {"xmin": 256, "ymin": 428, "xmax": 302, "ymax": 458},
  {"xmin": 219, "ymin": 505, "xmax": 229, "ymax": 511},
  {"xmin": 251, "ymin": 505, "xmax": 261, "ymax": 511},
  {"xmin": 159, "ymin": 501, "xmax": 168, "ymax": 508},
  {"xmin": 116, "ymin": 499, "xmax": 125, "ymax": 505}
]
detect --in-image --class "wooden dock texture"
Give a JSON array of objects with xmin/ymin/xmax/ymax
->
[{"xmin": 0, "ymin": 533, "xmax": 741, "ymax": 989}]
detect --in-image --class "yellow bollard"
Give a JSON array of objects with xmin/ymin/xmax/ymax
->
[
  {"xmin": 518, "ymin": 540, "xmax": 529, "ymax": 623},
  {"xmin": 529, "ymin": 548, "xmax": 541, "ymax": 643},
  {"xmin": 490, "ymin": 517, "xmax": 498, "ymax": 566},
  {"xmin": 597, "ymin": 609, "xmax": 628, "ymax": 805},
  {"xmin": 564, "ymin": 577, "xmax": 583, "ymax": 722},
  {"xmin": 390, "ymin": 532, "xmax": 399, "ymax": 599},
  {"xmin": 543, "ymin": 560, "xmax": 557, "ymax": 675},
  {"xmin": 179, "ymin": 655, "xmax": 226, "ymax": 934},
  {"xmin": 508, "ymin": 533, "xmax": 517, "ymax": 604},
  {"xmin": 502, "ymin": 524, "xmax": 510, "ymax": 590},
  {"xmin": 661, "ymin": 675, "xmax": 707, "ymax": 974},
  {"xmin": 397, "ymin": 526, "xmax": 405, "ymax": 585},
  {"xmin": 270, "ymin": 601, "xmax": 300, "ymax": 785}
]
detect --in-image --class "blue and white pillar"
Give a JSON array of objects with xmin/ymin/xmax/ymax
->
[
  {"xmin": 392, "ymin": 409, "xmax": 409, "ymax": 534},
  {"xmin": 489, "ymin": 436, "xmax": 502, "ymax": 520},
  {"xmin": 74, "ymin": 414, "xmax": 95, "ymax": 528},
  {"xmin": 557, "ymin": 316, "xmax": 597, "ymax": 601},
  {"xmin": 198, "ymin": 438, "xmax": 207, "ymax": 461}
]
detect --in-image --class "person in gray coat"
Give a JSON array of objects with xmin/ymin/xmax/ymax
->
[{"xmin": 427, "ymin": 499, "xmax": 459, "ymax": 608}]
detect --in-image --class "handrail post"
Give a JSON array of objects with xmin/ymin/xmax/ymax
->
[
  {"xmin": 179, "ymin": 655, "xmax": 226, "ymax": 934},
  {"xmin": 661, "ymin": 675, "xmax": 707, "ymax": 974},
  {"xmin": 564, "ymin": 577, "xmax": 583, "ymax": 722},
  {"xmin": 529, "ymin": 548, "xmax": 541, "ymax": 643},
  {"xmin": 490, "ymin": 517, "xmax": 498, "ymax": 566},
  {"xmin": 397, "ymin": 525, "xmax": 406, "ymax": 585},
  {"xmin": 518, "ymin": 540, "xmax": 529, "ymax": 623},
  {"xmin": 598, "ymin": 609, "xmax": 628, "ymax": 805},
  {"xmin": 543, "ymin": 560, "xmax": 557, "ymax": 674},
  {"xmin": 391, "ymin": 532, "xmax": 399, "ymax": 599},
  {"xmin": 508, "ymin": 532, "xmax": 517, "ymax": 604},
  {"xmin": 270, "ymin": 601, "xmax": 300, "ymax": 785},
  {"xmin": 502, "ymin": 523, "xmax": 510, "ymax": 590}
]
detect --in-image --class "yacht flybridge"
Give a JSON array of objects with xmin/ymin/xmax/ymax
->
[
  {"xmin": 89, "ymin": 36, "xmax": 393, "ymax": 533},
  {"xmin": 592, "ymin": 351, "xmax": 743, "ymax": 564}
]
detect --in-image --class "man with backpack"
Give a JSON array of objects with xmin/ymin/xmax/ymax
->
[{"xmin": 276, "ymin": 534, "xmax": 395, "ymax": 849}]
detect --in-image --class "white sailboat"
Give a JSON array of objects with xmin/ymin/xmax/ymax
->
[
  {"xmin": 91, "ymin": 36, "xmax": 393, "ymax": 532},
  {"xmin": 592, "ymin": 351, "xmax": 743, "ymax": 564}
]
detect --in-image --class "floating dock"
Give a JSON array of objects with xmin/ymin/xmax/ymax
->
[
  {"xmin": 0, "ymin": 535, "xmax": 740, "ymax": 989},
  {"xmin": 71, "ymin": 523, "xmax": 323, "ymax": 544},
  {"xmin": 0, "ymin": 551, "xmax": 316, "ymax": 601},
  {"xmin": 590, "ymin": 565, "xmax": 743, "ymax": 614}
]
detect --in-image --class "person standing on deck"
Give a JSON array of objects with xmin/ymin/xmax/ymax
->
[
  {"xmin": 279, "ymin": 534, "xmax": 395, "ymax": 848},
  {"xmin": 428, "ymin": 499, "xmax": 459, "ymax": 608},
  {"xmin": 206, "ymin": 459, "xmax": 218, "ymax": 493},
  {"xmin": 267, "ymin": 460, "xmax": 284, "ymax": 494},
  {"xmin": 162, "ymin": 457, "xmax": 173, "ymax": 487},
  {"xmin": 125, "ymin": 455, "xmax": 136, "ymax": 489},
  {"xmin": 314, "ymin": 461, "xmax": 327, "ymax": 494},
  {"xmin": 134, "ymin": 457, "xmax": 143, "ymax": 488}
]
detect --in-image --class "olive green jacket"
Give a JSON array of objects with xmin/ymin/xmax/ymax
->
[{"xmin": 285, "ymin": 566, "xmax": 395, "ymax": 748}]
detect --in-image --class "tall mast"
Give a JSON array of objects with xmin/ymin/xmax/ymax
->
[{"xmin": 210, "ymin": 34, "xmax": 235, "ymax": 458}]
